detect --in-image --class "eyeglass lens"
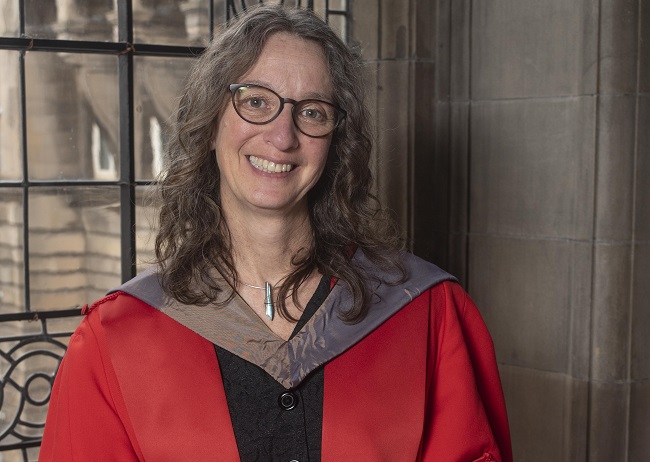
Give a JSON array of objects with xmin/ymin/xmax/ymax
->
[{"xmin": 231, "ymin": 84, "xmax": 342, "ymax": 137}]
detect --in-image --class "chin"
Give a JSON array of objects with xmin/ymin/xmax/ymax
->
[{"xmin": 249, "ymin": 195, "xmax": 306, "ymax": 213}]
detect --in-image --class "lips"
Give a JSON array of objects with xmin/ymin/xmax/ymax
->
[{"xmin": 248, "ymin": 155, "xmax": 294, "ymax": 173}]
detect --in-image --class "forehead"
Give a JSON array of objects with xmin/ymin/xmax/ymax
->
[{"xmin": 239, "ymin": 32, "xmax": 333, "ymax": 99}]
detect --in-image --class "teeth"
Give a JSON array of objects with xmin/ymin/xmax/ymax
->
[{"xmin": 249, "ymin": 155, "xmax": 293, "ymax": 174}]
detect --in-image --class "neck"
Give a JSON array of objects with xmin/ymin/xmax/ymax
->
[{"xmin": 225, "ymin": 204, "xmax": 313, "ymax": 286}]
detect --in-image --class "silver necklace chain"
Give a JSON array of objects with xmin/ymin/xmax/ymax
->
[{"xmin": 238, "ymin": 280, "xmax": 272, "ymax": 290}]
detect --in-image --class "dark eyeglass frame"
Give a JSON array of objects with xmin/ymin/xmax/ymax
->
[{"xmin": 228, "ymin": 83, "xmax": 347, "ymax": 138}]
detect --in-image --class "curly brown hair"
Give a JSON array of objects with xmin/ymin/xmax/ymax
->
[{"xmin": 155, "ymin": 4, "xmax": 404, "ymax": 323}]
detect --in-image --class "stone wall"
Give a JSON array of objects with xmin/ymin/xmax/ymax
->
[{"xmin": 349, "ymin": 0, "xmax": 649, "ymax": 460}]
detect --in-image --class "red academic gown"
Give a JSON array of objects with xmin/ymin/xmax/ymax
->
[{"xmin": 40, "ymin": 257, "xmax": 511, "ymax": 462}]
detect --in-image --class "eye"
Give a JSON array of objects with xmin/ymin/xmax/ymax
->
[
  {"xmin": 301, "ymin": 107, "xmax": 325, "ymax": 120},
  {"xmin": 234, "ymin": 87, "xmax": 279, "ymax": 120},
  {"xmin": 242, "ymin": 96, "xmax": 269, "ymax": 109},
  {"xmin": 298, "ymin": 102, "xmax": 331, "ymax": 122}
]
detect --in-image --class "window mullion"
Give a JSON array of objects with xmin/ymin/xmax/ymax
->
[
  {"xmin": 209, "ymin": 0, "xmax": 215, "ymax": 42},
  {"xmin": 118, "ymin": 0, "xmax": 136, "ymax": 282},
  {"xmin": 19, "ymin": 49, "xmax": 30, "ymax": 312}
]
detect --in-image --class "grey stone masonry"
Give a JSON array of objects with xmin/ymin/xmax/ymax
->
[{"xmin": 349, "ymin": 0, "xmax": 650, "ymax": 460}]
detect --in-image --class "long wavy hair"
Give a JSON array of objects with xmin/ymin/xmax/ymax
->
[{"xmin": 155, "ymin": 4, "xmax": 404, "ymax": 323}]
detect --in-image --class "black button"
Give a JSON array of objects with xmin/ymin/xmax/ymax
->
[{"xmin": 279, "ymin": 391, "xmax": 297, "ymax": 410}]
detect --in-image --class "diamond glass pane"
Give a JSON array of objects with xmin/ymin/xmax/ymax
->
[
  {"xmin": 135, "ymin": 185, "xmax": 160, "ymax": 273},
  {"xmin": 28, "ymin": 186, "xmax": 121, "ymax": 311},
  {"xmin": 24, "ymin": 0, "xmax": 116, "ymax": 41},
  {"xmin": 25, "ymin": 52, "xmax": 119, "ymax": 181},
  {"xmin": 134, "ymin": 56, "xmax": 192, "ymax": 181},
  {"xmin": 328, "ymin": 13, "xmax": 347, "ymax": 41},
  {"xmin": 0, "ymin": 188, "xmax": 24, "ymax": 313},
  {"xmin": 312, "ymin": 0, "xmax": 326, "ymax": 20},
  {"xmin": 0, "ymin": 50, "xmax": 22, "ymax": 181},
  {"xmin": 0, "ymin": 1, "xmax": 19, "ymax": 36},
  {"xmin": 133, "ymin": 0, "xmax": 210, "ymax": 46}
]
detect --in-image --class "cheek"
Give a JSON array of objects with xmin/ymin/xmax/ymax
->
[
  {"xmin": 314, "ymin": 140, "xmax": 332, "ymax": 170},
  {"xmin": 213, "ymin": 120, "xmax": 249, "ymax": 159},
  {"xmin": 212, "ymin": 107, "xmax": 250, "ymax": 147}
]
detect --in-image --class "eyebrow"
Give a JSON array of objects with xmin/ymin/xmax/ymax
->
[{"xmin": 243, "ymin": 80, "xmax": 333, "ymax": 103}]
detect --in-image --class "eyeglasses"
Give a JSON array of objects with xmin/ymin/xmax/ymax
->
[{"xmin": 228, "ymin": 83, "xmax": 346, "ymax": 138}]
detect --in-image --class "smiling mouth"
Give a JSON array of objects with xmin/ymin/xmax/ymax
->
[{"xmin": 248, "ymin": 155, "xmax": 294, "ymax": 173}]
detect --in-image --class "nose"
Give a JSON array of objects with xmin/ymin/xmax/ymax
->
[{"xmin": 263, "ymin": 105, "xmax": 299, "ymax": 151}]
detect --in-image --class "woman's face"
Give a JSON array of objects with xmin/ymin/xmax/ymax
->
[{"xmin": 213, "ymin": 32, "xmax": 334, "ymax": 219}]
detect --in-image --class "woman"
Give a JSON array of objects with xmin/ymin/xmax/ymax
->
[{"xmin": 40, "ymin": 5, "xmax": 511, "ymax": 462}]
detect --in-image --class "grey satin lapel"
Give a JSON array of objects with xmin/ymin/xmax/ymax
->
[{"xmin": 108, "ymin": 250, "xmax": 456, "ymax": 388}]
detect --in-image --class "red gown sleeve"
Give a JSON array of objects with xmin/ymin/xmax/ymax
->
[
  {"xmin": 39, "ymin": 310, "xmax": 143, "ymax": 461},
  {"xmin": 419, "ymin": 282, "xmax": 512, "ymax": 462}
]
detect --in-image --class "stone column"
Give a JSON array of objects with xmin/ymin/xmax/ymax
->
[
  {"xmin": 434, "ymin": 0, "xmax": 649, "ymax": 460},
  {"xmin": 349, "ymin": 0, "xmax": 443, "ymax": 259},
  {"xmin": 588, "ymin": 2, "xmax": 650, "ymax": 460}
]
